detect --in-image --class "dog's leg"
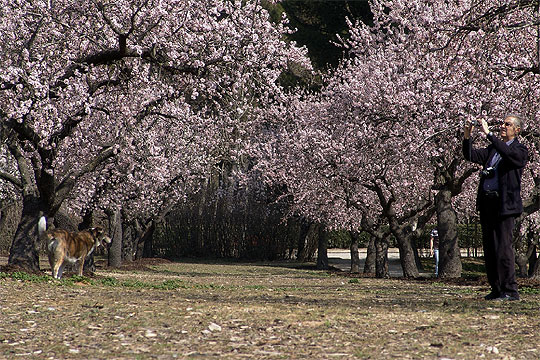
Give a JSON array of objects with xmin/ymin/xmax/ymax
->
[
  {"xmin": 57, "ymin": 262, "xmax": 65, "ymax": 279},
  {"xmin": 52, "ymin": 260, "xmax": 64, "ymax": 279},
  {"xmin": 77, "ymin": 259, "xmax": 84, "ymax": 277},
  {"xmin": 48, "ymin": 252, "xmax": 56, "ymax": 278}
]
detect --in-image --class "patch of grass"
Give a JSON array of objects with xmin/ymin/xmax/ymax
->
[
  {"xmin": 521, "ymin": 286, "xmax": 540, "ymax": 295},
  {"xmin": 420, "ymin": 256, "xmax": 486, "ymax": 279},
  {"xmin": 116, "ymin": 279, "xmax": 151, "ymax": 289},
  {"xmin": 0, "ymin": 271, "xmax": 51, "ymax": 283},
  {"xmin": 461, "ymin": 257, "xmax": 486, "ymax": 276},
  {"xmin": 61, "ymin": 275, "xmax": 94, "ymax": 286},
  {"xmin": 154, "ymin": 279, "xmax": 186, "ymax": 290},
  {"xmin": 192, "ymin": 283, "xmax": 228, "ymax": 290},
  {"xmin": 99, "ymin": 276, "xmax": 120, "ymax": 286},
  {"xmin": 98, "ymin": 277, "xmax": 190, "ymax": 290}
]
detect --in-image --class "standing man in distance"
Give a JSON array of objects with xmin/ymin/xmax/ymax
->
[
  {"xmin": 463, "ymin": 115, "xmax": 528, "ymax": 301},
  {"xmin": 429, "ymin": 229, "xmax": 439, "ymax": 277}
]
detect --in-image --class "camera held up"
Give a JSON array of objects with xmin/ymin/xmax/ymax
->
[
  {"xmin": 471, "ymin": 119, "xmax": 482, "ymax": 127},
  {"xmin": 468, "ymin": 118, "xmax": 497, "ymax": 131}
]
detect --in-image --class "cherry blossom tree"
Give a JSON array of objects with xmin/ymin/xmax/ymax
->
[
  {"xmin": 263, "ymin": 0, "xmax": 540, "ymax": 279},
  {"xmin": 395, "ymin": 0, "xmax": 540, "ymax": 277},
  {"xmin": 0, "ymin": 0, "xmax": 310, "ymax": 271},
  {"xmin": 444, "ymin": 0, "xmax": 540, "ymax": 278},
  {"xmin": 260, "ymin": 82, "xmax": 435, "ymax": 277},
  {"xmin": 344, "ymin": 0, "xmax": 540, "ymax": 278}
]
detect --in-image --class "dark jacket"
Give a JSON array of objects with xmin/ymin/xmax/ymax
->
[{"xmin": 463, "ymin": 134, "xmax": 528, "ymax": 216}]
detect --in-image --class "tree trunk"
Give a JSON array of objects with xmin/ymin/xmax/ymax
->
[
  {"xmin": 517, "ymin": 258, "xmax": 528, "ymax": 277},
  {"xmin": 396, "ymin": 239, "xmax": 419, "ymax": 278},
  {"xmin": 529, "ymin": 246, "xmax": 537, "ymax": 278},
  {"xmin": 364, "ymin": 236, "xmax": 376, "ymax": 274},
  {"xmin": 316, "ymin": 225, "xmax": 328, "ymax": 270},
  {"xmin": 197, "ymin": 182, "xmax": 210, "ymax": 254},
  {"xmin": 122, "ymin": 223, "xmax": 135, "ymax": 262},
  {"xmin": 367, "ymin": 181, "xmax": 420, "ymax": 278},
  {"xmin": 134, "ymin": 220, "xmax": 144, "ymax": 260},
  {"xmin": 138, "ymin": 220, "xmax": 155, "ymax": 258},
  {"xmin": 516, "ymin": 247, "xmax": 530, "ymax": 277},
  {"xmin": 296, "ymin": 218, "xmax": 311, "ymax": 261},
  {"xmin": 53, "ymin": 211, "xmax": 77, "ymax": 231},
  {"xmin": 435, "ymin": 188, "xmax": 462, "ymax": 278},
  {"xmin": 7, "ymin": 195, "xmax": 44, "ymax": 272},
  {"xmin": 387, "ymin": 216, "xmax": 419, "ymax": 278},
  {"xmin": 412, "ymin": 235, "xmax": 423, "ymax": 271},
  {"xmin": 519, "ymin": 175, "xmax": 540, "ymax": 278},
  {"xmin": 298, "ymin": 222, "xmax": 318, "ymax": 262},
  {"xmin": 375, "ymin": 236, "xmax": 389, "ymax": 278},
  {"xmin": 78, "ymin": 210, "xmax": 98, "ymax": 274},
  {"xmin": 512, "ymin": 217, "xmax": 529, "ymax": 277},
  {"xmin": 349, "ymin": 231, "xmax": 360, "ymax": 273},
  {"xmin": 108, "ymin": 208, "xmax": 122, "ymax": 267}
]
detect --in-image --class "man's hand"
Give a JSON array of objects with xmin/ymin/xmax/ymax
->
[
  {"xmin": 464, "ymin": 119, "xmax": 474, "ymax": 139},
  {"xmin": 480, "ymin": 119, "xmax": 490, "ymax": 135}
]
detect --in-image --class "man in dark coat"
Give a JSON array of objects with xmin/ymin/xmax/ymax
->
[{"xmin": 463, "ymin": 115, "xmax": 528, "ymax": 301}]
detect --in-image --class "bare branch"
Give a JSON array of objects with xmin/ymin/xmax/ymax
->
[
  {"xmin": 0, "ymin": 170, "xmax": 22, "ymax": 189},
  {"xmin": 55, "ymin": 145, "xmax": 116, "ymax": 199}
]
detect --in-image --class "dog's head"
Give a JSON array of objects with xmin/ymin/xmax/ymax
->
[{"xmin": 90, "ymin": 226, "xmax": 112, "ymax": 248}]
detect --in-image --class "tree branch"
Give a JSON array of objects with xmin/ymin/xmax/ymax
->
[
  {"xmin": 397, "ymin": 199, "xmax": 433, "ymax": 224},
  {"xmin": 5, "ymin": 137, "xmax": 35, "ymax": 196},
  {"xmin": 0, "ymin": 170, "xmax": 22, "ymax": 189},
  {"xmin": 53, "ymin": 145, "xmax": 116, "ymax": 213},
  {"xmin": 4, "ymin": 117, "xmax": 41, "ymax": 149}
]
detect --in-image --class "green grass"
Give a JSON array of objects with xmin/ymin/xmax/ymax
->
[
  {"xmin": 420, "ymin": 256, "xmax": 486, "ymax": 278},
  {"xmin": 461, "ymin": 257, "xmax": 486, "ymax": 276},
  {"xmin": 0, "ymin": 271, "xmax": 51, "ymax": 282},
  {"xmin": 520, "ymin": 286, "xmax": 540, "ymax": 295}
]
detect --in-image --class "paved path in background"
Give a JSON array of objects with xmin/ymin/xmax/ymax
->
[
  {"xmin": 0, "ymin": 249, "xmax": 436, "ymax": 278},
  {"xmin": 327, "ymin": 248, "xmax": 434, "ymax": 278}
]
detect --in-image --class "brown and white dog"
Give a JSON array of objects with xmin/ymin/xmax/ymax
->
[{"xmin": 38, "ymin": 216, "xmax": 111, "ymax": 279}]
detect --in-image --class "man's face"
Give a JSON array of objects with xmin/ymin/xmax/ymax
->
[{"xmin": 500, "ymin": 116, "xmax": 520, "ymax": 141}]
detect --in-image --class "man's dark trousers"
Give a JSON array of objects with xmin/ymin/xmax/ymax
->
[{"xmin": 478, "ymin": 193, "xmax": 519, "ymax": 298}]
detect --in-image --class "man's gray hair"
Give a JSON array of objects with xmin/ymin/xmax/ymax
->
[{"xmin": 507, "ymin": 114, "xmax": 524, "ymax": 129}]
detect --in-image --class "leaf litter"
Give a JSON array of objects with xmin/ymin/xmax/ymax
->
[{"xmin": 0, "ymin": 258, "xmax": 538, "ymax": 359}]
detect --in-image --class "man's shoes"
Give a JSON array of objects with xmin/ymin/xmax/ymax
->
[
  {"xmin": 494, "ymin": 294, "xmax": 520, "ymax": 301},
  {"xmin": 484, "ymin": 292, "xmax": 500, "ymax": 300}
]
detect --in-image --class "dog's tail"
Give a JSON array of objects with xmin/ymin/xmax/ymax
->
[{"xmin": 38, "ymin": 216, "xmax": 47, "ymax": 237}]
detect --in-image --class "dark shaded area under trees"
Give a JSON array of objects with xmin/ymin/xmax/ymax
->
[
  {"xmin": 266, "ymin": 0, "xmax": 373, "ymax": 69},
  {"xmin": 152, "ymin": 1, "xmax": 376, "ymax": 265}
]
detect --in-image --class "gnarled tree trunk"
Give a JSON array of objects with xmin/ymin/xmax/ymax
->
[
  {"xmin": 375, "ymin": 236, "xmax": 389, "ymax": 278},
  {"xmin": 316, "ymin": 225, "xmax": 328, "ymax": 270},
  {"xmin": 436, "ymin": 188, "xmax": 462, "ymax": 278},
  {"xmin": 8, "ymin": 195, "xmax": 44, "ymax": 272},
  {"xmin": 108, "ymin": 208, "xmax": 122, "ymax": 268},
  {"xmin": 350, "ymin": 231, "xmax": 361, "ymax": 273},
  {"xmin": 297, "ymin": 222, "xmax": 319, "ymax": 262},
  {"xmin": 395, "ymin": 238, "xmax": 419, "ymax": 278},
  {"xmin": 364, "ymin": 236, "xmax": 376, "ymax": 274}
]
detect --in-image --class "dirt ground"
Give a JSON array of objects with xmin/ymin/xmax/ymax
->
[{"xmin": 1, "ymin": 257, "xmax": 539, "ymax": 359}]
